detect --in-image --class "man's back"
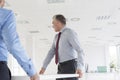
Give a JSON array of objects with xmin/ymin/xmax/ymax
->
[
  {"xmin": 0, "ymin": 8, "xmax": 12, "ymax": 61},
  {"xmin": 0, "ymin": 8, "xmax": 11, "ymax": 26},
  {"xmin": 0, "ymin": 8, "xmax": 37, "ymax": 77},
  {"xmin": 0, "ymin": 0, "xmax": 39, "ymax": 79}
]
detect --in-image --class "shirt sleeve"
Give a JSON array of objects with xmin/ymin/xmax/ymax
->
[
  {"xmin": 67, "ymin": 29, "xmax": 85, "ymax": 71},
  {"xmin": 42, "ymin": 36, "xmax": 56, "ymax": 69},
  {"xmin": 1, "ymin": 10, "xmax": 36, "ymax": 77}
]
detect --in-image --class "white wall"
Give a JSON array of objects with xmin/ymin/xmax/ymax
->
[{"xmin": 83, "ymin": 44, "xmax": 107, "ymax": 72}]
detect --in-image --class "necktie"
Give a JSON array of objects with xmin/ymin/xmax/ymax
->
[{"xmin": 55, "ymin": 32, "xmax": 61, "ymax": 64}]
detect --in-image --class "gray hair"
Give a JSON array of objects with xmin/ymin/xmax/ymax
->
[
  {"xmin": 53, "ymin": 14, "xmax": 66, "ymax": 25},
  {"xmin": 0, "ymin": 0, "xmax": 3, "ymax": 3}
]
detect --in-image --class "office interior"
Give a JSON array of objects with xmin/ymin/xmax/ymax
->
[{"xmin": 4, "ymin": 0, "xmax": 120, "ymax": 80}]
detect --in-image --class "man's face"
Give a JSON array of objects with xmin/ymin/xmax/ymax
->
[
  {"xmin": 0, "ymin": 0, "xmax": 5, "ymax": 8},
  {"xmin": 52, "ymin": 19, "xmax": 63, "ymax": 32}
]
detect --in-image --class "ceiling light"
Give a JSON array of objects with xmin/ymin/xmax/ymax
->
[
  {"xmin": 40, "ymin": 38, "xmax": 48, "ymax": 41},
  {"xmin": 96, "ymin": 16, "xmax": 111, "ymax": 20},
  {"xmin": 96, "ymin": 39, "xmax": 101, "ymax": 40},
  {"xmin": 71, "ymin": 18, "xmax": 80, "ymax": 21},
  {"xmin": 88, "ymin": 36, "xmax": 97, "ymax": 39},
  {"xmin": 113, "ymin": 35, "xmax": 120, "ymax": 38},
  {"xmin": 116, "ymin": 44, "xmax": 120, "ymax": 46},
  {"xmin": 118, "ymin": 8, "xmax": 120, "ymax": 10},
  {"xmin": 48, "ymin": 26, "xmax": 52, "ymax": 28},
  {"xmin": 91, "ymin": 27, "xmax": 102, "ymax": 30},
  {"xmin": 108, "ymin": 22, "xmax": 117, "ymax": 25},
  {"xmin": 29, "ymin": 31, "xmax": 40, "ymax": 34},
  {"xmin": 17, "ymin": 20, "xmax": 30, "ymax": 24},
  {"xmin": 47, "ymin": 0, "xmax": 65, "ymax": 3},
  {"xmin": 85, "ymin": 41, "xmax": 98, "ymax": 44},
  {"xmin": 108, "ymin": 40, "xmax": 114, "ymax": 42}
]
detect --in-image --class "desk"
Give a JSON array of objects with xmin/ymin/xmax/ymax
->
[{"xmin": 11, "ymin": 73, "xmax": 120, "ymax": 80}]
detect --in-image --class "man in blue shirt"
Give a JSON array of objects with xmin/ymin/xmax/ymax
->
[{"xmin": 0, "ymin": 0, "xmax": 39, "ymax": 80}]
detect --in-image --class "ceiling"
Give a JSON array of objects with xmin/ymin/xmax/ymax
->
[{"xmin": 5, "ymin": 0, "xmax": 120, "ymax": 47}]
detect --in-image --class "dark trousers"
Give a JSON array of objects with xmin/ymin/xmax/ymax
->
[
  {"xmin": 56, "ymin": 59, "xmax": 78, "ymax": 80},
  {"xmin": 0, "ymin": 61, "xmax": 11, "ymax": 80}
]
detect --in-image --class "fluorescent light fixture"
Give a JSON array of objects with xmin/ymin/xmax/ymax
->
[
  {"xmin": 96, "ymin": 38, "xmax": 101, "ymax": 40},
  {"xmin": 108, "ymin": 40, "xmax": 114, "ymax": 42},
  {"xmin": 96, "ymin": 16, "xmax": 111, "ymax": 20},
  {"xmin": 108, "ymin": 22, "xmax": 117, "ymax": 25},
  {"xmin": 118, "ymin": 8, "xmax": 120, "ymax": 10},
  {"xmin": 40, "ymin": 38, "xmax": 48, "ymax": 41},
  {"xmin": 71, "ymin": 18, "xmax": 80, "ymax": 21},
  {"xmin": 29, "ymin": 31, "xmax": 40, "ymax": 33},
  {"xmin": 17, "ymin": 20, "xmax": 30, "ymax": 24},
  {"xmin": 88, "ymin": 36, "xmax": 97, "ymax": 39},
  {"xmin": 113, "ymin": 35, "xmax": 120, "ymax": 38},
  {"xmin": 91, "ymin": 27, "xmax": 102, "ymax": 30},
  {"xmin": 47, "ymin": 0, "xmax": 65, "ymax": 3},
  {"xmin": 48, "ymin": 26, "xmax": 52, "ymax": 28}
]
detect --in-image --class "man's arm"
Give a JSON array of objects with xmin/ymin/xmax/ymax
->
[
  {"xmin": 42, "ymin": 42, "xmax": 56, "ymax": 69},
  {"xmin": 1, "ymin": 10, "xmax": 37, "ymax": 77},
  {"xmin": 39, "ymin": 36, "xmax": 56, "ymax": 74},
  {"xmin": 67, "ymin": 29, "xmax": 84, "ymax": 77}
]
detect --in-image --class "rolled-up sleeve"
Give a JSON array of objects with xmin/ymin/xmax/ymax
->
[
  {"xmin": 1, "ymin": 10, "xmax": 36, "ymax": 77},
  {"xmin": 67, "ymin": 30, "xmax": 85, "ymax": 71}
]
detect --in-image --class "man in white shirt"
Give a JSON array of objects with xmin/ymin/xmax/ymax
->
[{"xmin": 39, "ymin": 14, "xmax": 84, "ymax": 80}]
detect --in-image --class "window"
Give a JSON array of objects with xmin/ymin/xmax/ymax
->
[
  {"xmin": 109, "ymin": 46, "xmax": 117, "ymax": 67},
  {"xmin": 116, "ymin": 45, "xmax": 120, "ymax": 69},
  {"xmin": 109, "ymin": 45, "xmax": 120, "ymax": 70}
]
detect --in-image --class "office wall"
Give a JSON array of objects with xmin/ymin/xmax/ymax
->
[{"xmin": 83, "ymin": 45, "xmax": 107, "ymax": 72}]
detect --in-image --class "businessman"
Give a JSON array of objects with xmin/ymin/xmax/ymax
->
[
  {"xmin": 0, "ymin": 0, "xmax": 39, "ymax": 80},
  {"xmin": 39, "ymin": 14, "xmax": 84, "ymax": 80}
]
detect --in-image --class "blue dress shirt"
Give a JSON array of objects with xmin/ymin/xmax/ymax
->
[{"xmin": 0, "ymin": 8, "xmax": 36, "ymax": 77}]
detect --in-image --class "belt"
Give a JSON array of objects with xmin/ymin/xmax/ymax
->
[{"xmin": 59, "ymin": 59, "xmax": 77, "ymax": 65}]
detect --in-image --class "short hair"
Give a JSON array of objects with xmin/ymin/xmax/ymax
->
[
  {"xmin": 0, "ymin": 0, "xmax": 3, "ymax": 3},
  {"xmin": 53, "ymin": 14, "xmax": 66, "ymax": 25}
]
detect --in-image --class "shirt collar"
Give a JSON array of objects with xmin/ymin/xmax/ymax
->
[{"xmin": 60, "ymin": 26, "xmax": 67, "ymax": 33}]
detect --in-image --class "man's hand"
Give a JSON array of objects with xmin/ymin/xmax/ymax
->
[
  {"xmin": 30, "ymin": 73, "xmax": 39, "ymax": 80},
  {"xmin": 76, "ymin": 69, "xmax": 83, "ymax": 78},
  {"xmin": 39, "ymin": 68, "xmax": 45, "ymax": 74}
]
